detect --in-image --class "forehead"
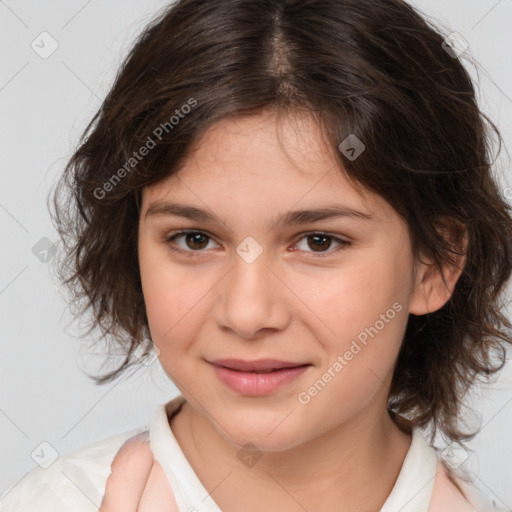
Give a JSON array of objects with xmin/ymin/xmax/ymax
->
[{"xmin": 141, "ymin": 111, "xmax": 392, "ymax": 223}]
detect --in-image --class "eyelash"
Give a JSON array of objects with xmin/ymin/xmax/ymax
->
[{"xmin": 164, "ymin": 230, "xmax": 351, "ymax": 259}]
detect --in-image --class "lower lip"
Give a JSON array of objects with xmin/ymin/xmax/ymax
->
[{"xmin": 211, "ymin": 364, "xmax": 310, "ymax": 396}]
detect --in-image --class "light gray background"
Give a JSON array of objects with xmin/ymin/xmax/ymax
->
[{"xmin": 1, "ymin": 0, "xmax": 511, "ymax": 507}]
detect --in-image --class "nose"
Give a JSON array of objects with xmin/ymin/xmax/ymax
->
[{"xmin": 216, "ymin": 252, "xmax": 291, "ymax": 340}]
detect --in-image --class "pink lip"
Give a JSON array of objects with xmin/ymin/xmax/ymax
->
[{"xmin": 209, "ymin": 360, "xmax": 311, "ymax": 396}]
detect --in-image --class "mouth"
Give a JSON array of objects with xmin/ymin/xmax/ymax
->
[
  {"xmin": 209, "ymin": 358, "xmax": 311, "ymax": 372},
  {"xmin": 208, "ymin": 359, "xmax": 312, "ymax": 396}
]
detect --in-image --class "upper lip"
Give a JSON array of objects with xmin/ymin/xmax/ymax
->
[{"xmin": 209, "ymin": 358, "xmax": 310, "ymax": 372}]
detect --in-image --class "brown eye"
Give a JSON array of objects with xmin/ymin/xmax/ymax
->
[
  {"xmin": 182, "ymin": 232, "xmax": 210, "ymax": 250},
  {"xmin": 165, "ymin": 230, "xmax": 218, "ymax": 257},
  {"xmin": 294, "ymin": 232, "xmax": 350, "ymax": 257},
  {"xmin": 307, "ymin": 234, "xmax": 332, "ymax": 251}
]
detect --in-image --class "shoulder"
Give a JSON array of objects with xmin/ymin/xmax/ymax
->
[
  {"xmin": 429, "ymin": 459, "xmax": 510, "ymax": 512},
  {"xmin": 0, "ymin": 426, "xmax": 148, "ymax": 512}
]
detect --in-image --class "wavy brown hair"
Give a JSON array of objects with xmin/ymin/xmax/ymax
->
[{"xmin": 50, "ymin": 0, "xmax": 512, "ymax": 445}]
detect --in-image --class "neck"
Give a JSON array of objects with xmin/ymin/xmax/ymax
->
[{"xmin": 170, "ymin": 396, "xmax": 412, "ymax": 512}]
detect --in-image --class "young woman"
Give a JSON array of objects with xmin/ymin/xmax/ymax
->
[{"xmin": 2, "ymin": 0, "xmax": 511, "ymax": 510}]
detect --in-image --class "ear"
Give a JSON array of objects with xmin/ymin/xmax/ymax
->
[{"xmin": 409, "ymin": 222, "xmax": 468, "ymax": 316}]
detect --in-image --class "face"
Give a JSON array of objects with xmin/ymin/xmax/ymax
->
[{"xmin": 138, "ymin": 110, "xmax": 421, "ymax": 451}]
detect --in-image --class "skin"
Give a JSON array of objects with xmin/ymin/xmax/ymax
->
[
  {"xmin": 100, "ymin": 434, "xmax": 178, "ymax": 512},
  {"xmin": 102, "ymin": 110, "xmax": 465, "ymax": 511}
]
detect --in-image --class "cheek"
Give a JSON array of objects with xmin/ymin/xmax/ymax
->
[
  {"xmin": 138, "ymin": 240, "xmax": 217, "ymax": 355},
  {"xmin": 292, "ymin": 253, "xmax": 410, "ymax": 343},
  {"xmin": 294, "ymin": 265, "xmax": 409, "ymax": 430},
  {"xmin": 291, "ymin": 249, "xmax": 411, "ymax": 401},
  {"xmin": 139, "ymin": 239, "xmax": 187, "ymax": 342}
]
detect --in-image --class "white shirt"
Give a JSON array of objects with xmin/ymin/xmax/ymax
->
[{"xmin": 0, "ymin": 395, "xmax": 503, "ymax": 511}]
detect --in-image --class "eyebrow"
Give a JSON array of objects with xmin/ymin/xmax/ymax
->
[{"xmin": 144, "ymin": 201, "xmax": 374, "ymax": 231}]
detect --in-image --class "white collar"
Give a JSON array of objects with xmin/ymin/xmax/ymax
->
[
  {"xmin": 150, "ymin": 395, "xmax": 222, "ymax": 512},
  {"xmin": 379, "ymin": 427, "xmax": 438, "ymax": 511}
]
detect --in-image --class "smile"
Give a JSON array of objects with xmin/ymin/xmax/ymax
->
[{"xmin": 209, "ymin": 361, "xmax": 311, "ymax": 396}]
